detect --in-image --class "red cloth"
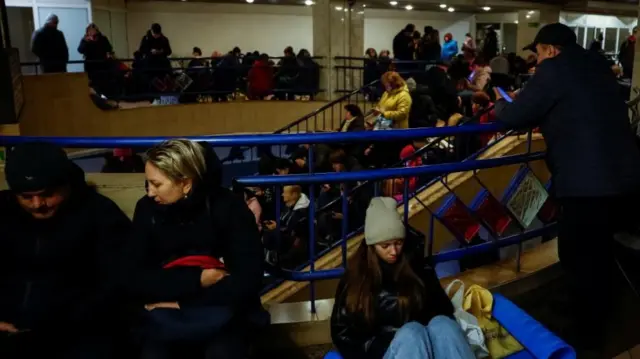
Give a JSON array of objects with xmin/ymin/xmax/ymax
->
[
  {"xmin": 163, "ymin": 255, "xmax": 225, "ymax": 269},
  {"xmin": 391, "ymin": 145, "xmax": 423, "ymax": 200},
  {"xmin": 113, "ymin": 148, "xmax": 133, "ymax": 158},
  {"xmin": 247, "ymin": 60, "xmax": 274, "ymax": 99},
  {"xmin": 476, "ymin": 104, "xmax": 497, "ymax": 146}
]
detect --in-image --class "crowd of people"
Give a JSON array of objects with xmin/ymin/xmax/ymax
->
[
  {"xmin": 18, "ymin": 13, "xmax": 640, "ymax": 359},
  {"xmin": 31, "ymin": 16, "xmax": 321, "ymax": 105}
]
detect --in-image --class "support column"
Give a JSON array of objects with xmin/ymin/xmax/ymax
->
[
  {"xmin": 630, "ymin": 11, "xmax": 640, "ymax": 92},
  {"xmin": 516, "ymin": 9, "xmax": 560, "ymax": 57},
  {"xmin": 0, "ymin": 0, "xmax": 23, "ymax": 127},
  {"xmin": 313, "ymin": 0, "xmax": 364, "ymax": 100},
  {"xmin": 538, "ymin": 9, "xmax": 560, "ymax": 27}
]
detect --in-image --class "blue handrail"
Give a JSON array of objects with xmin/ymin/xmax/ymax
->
[
  {"xmin": 236, "ymin": 152, "xmax": 545, "ymax": 186},
  {"xmin": 0, "ymin": 124, "xmax": 504, "ymax": 148}
]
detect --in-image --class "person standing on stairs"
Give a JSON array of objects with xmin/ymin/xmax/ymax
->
[
  {"xmin": 494, "ymin": 23, "xmax": 640, "ymax": 358},
  {"xmin": 331, "ymin": 197, "xmax": 474, "ymax": 359}
]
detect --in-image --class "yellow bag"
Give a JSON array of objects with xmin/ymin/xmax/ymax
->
[{"xmin": 463, "ymin": 285, "xmax": 524, "ymax": 359}]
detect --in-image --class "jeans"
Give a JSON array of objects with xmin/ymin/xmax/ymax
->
[{"xmin": 383, "ymin": 316, "xmax": 475, "ymax": 359}]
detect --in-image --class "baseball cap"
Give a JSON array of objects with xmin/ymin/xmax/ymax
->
[
  {"xmin": 5, "ymin": 142, "xmax": 74, "ymax": 193},
  {"xmin": 523, "ymin": 23, "xmax": 577, "ymax": 53}
]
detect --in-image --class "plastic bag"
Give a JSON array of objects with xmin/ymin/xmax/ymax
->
[{"xmin": 445, "ymin": 280, "xmax": 490, "ymax": 358}]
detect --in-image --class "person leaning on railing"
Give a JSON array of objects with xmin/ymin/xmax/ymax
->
[{"xmin": 493, "ymin": 23, "xmax": 640, "ymax": 358}]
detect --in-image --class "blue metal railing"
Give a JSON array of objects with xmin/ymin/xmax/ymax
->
[
  {"xmin": 0, "ymin": 124, "xmax": 548, "ymax": 312},
  {"xmin": 0, "ymin": 123, "xmax": 504, "ymax": 148}
]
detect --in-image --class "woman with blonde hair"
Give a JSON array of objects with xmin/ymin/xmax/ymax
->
[
  {"xmin": 373, "ymin": 71, "xmax": 413, "ymax": 129},
  {"xmin": 122, "ymin": 139, "xmax": 267, "ymax": 359},
  {"xmin": 331, "ymin": 197, "xmax": 474, "ymax": 359}
]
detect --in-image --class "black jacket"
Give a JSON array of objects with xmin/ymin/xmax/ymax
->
[
  {"xmin": 123, "ymin": 143, "xmax": 265, "ymax": 313},
  {"xmin": 331, "ymin": 255, "xmax": 453, "ymax": 359},
  {"xmin": 0, "ymin": 166, "xmax": 131, "ymax": 333},
  {"xmin": 495, "ymin": 45, "xmax": 640, "ymax": 197},
  {"xmin": 392, "ymin": 31, "xmax": 413, "ymax": 61},
  {"xmin": 338, "ymin": 116, "xmax": 365, "ymax": 132},
  {"xmin": 31, "ymin": 26, "xmax": 69, "ymax": 70},
  {"xmin": 78, "ymin": 34, "xmax": 113, "ymax": 73}
]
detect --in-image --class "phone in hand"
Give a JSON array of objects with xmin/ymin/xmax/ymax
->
[{"xmin": 495, "ymin": 87, "xmax": 513, "ymax": 103}]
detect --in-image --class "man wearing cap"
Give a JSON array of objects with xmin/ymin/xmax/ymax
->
[
  {"xmin": 494, "ymin": 23, "xmax": 640, "ymax": 356},
  {"xmin": 31, "ymin": 14, "xmax": 69, "ymax": 73},
  {"xmin": 0, "ymin": 142, "xmax": 132, "ymax": 358}
]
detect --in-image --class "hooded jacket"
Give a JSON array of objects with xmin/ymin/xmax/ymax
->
[
  {"xmin": 377, "ymin": 84, "xmax": 413, "ymax": 129},
  {"xmin": 248, "ymin": 59, "xmax": 274, "ymax": 97},
  {"xmin": 0, "ymin": 164, "xmax": 131, "ymax": 333},
  {"xmin": 441, "ymin": 39, "xmax": 459, "ymax": 62},
  {"xmin": 123, "ymin": 143, "xmax": 266, "ymax": 315}
]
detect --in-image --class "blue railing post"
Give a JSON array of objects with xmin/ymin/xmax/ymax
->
[
  {"xmin": 307, "ymin": 145, "xmax": 317, "ymax": 314},
  {"xmin": 403, "ymin": 178, "xmax": 409, "ymax": 228},
  {"xmin": 341, "ymin": 184, "xmax": 349, "ymax": 268},
  {"xmin": 275, "ymin": 185, "xmax": 282, "ymax": 253}
]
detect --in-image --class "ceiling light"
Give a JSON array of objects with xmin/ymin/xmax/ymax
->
[
  {"xmin": 357, "ymin": 10, "xmax": 364, "ymax": 14},
  {"xmin": 514, "ymin": 20, "xmax": 519, "ymax": 24},
  {"xmin": 335, "ymin": 5, "xmax": 342, "ymax": 10},
  {"xmin": 447, "ymin": 6, "xmax": 454, "ymax": 12},
  {"xmin": 246, "ymin": 0, "xmax": 254, "ymax": 3},
  {"xmin": 345, "ymin": 8, "xmax": 349, "ymax": 11},
  {"xmin": 525, "ymin": 14, "xmax": 531, "ymax": 19},
  {"xmin": 439, "ymin": 3, "xmax": 446, "ymax": 8},
  {"xmin": 304, "ymin": 0, "xmax": 313, "ymax": 4},
  {"xmin": 527, "ymin": 10, "xmax": 534, "ymax": 14},
  {"xmin": 362, "ymin": 3, "xmax": 366, "ymax": 6},
  {"xmin": 389, "ymin": 1, "xmax": 398, "ymax": 5},
  {"xmin": 405, "ymin": 4, "xmax": 413, "ymax": 10},
  {"xmin": 482, "ymin": 6, "xmax": 490, "ymax": 11}
]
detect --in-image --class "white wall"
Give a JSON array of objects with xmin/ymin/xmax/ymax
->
[
  {"xmin": 126, "ymin": 3, "xmax": 313, "ymax": 57},
  {"xmin": 126, "ymin": 2, "xmax": 473, "ymax": 58},
  {"xmin": 6, "ymin": 6, "xmax": 37, "ymax": 65}
]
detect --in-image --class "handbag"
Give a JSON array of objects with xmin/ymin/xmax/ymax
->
[
  {"xmin": 141, "ymin": 255, "xmax": 232, "ymax": 343},
  {"xmin": 143, "ymin": 305, "xmax": 234, "ymax": 342},
  {"xmin": 463, "ymin": 284, "xmax": 524, "ymax": 359},
  {"xmin": 445, "ymin": 280, "xmax": 490, "ymax": 358}
]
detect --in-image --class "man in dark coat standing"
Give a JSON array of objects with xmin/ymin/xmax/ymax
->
[
  {"xmin": 31, "ymin": 14, "xmax": 69, "ymax": 73},
  {"xmin": 494, "ymin": 23, "xmax": 640, "ymax": 358}
]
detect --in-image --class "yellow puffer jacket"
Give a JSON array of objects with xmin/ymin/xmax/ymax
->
[{"xmin": 377, "ymin": 84, "xmax": 413, "ymax": 129}]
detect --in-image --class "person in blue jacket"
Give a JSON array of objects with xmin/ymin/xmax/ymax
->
[{"xmin": 441, "ymin": 33, "xmax": 458, "ymax": 62}]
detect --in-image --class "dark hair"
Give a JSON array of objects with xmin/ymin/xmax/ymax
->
[
  {"xmin": 344, "ymin": 241, "xmax": 425, "ymax": 325},
  {"xmin": 193, "ymin": 47, "xmax": 202, "ymax": 56},
  {"xmin": 259, "ymin": 53, "xmax": 269, "ymax": 62},
  {"xmin": 329, "ymin": 149, "xmax": 347, "ymax": 165},
  {"xmin": 151, "ymin": 23, "xmax": 162, "ymax": 34},
  {"xmin": 404, "ymin": 23, "xmax": 415, "ymax": 32},
  {"xmin": 412, "ymin": 31, "xmax": 421, "ymax": 40},
  {"xmin": 284, "ymin": 46, "xmax": 294, "ymax": 56},
  {"xmin": 465, "ymin": 32, "xmax": 471, "ymax": 37},
  {"xmin": 344, "ymin": 104, "xmax": 363, "ymax": 118},
  {"xmin": 232, "ymin": 46, "xmax": 241, "ymax": 54},
  {"xmin": 424, "ymin": 26, "xmax": 433, "ymax": 34},
  {"xmin": 275, "ymin": 158, "xmax": 292, "ymax": 171}
]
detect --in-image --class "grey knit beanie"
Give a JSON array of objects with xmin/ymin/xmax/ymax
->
[{"xmin": 364, "ymin": 197, "xmax": 405, "ymax": 245}]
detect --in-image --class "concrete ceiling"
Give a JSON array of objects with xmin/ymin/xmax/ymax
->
[{"xmin": 128, "ymin": 0, "xmax": 639, "ymax": 16}]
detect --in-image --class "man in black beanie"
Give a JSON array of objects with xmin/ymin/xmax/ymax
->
[{"xmin": 0, "ymin": 142, "xmax": 132, "ymax": 358}]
